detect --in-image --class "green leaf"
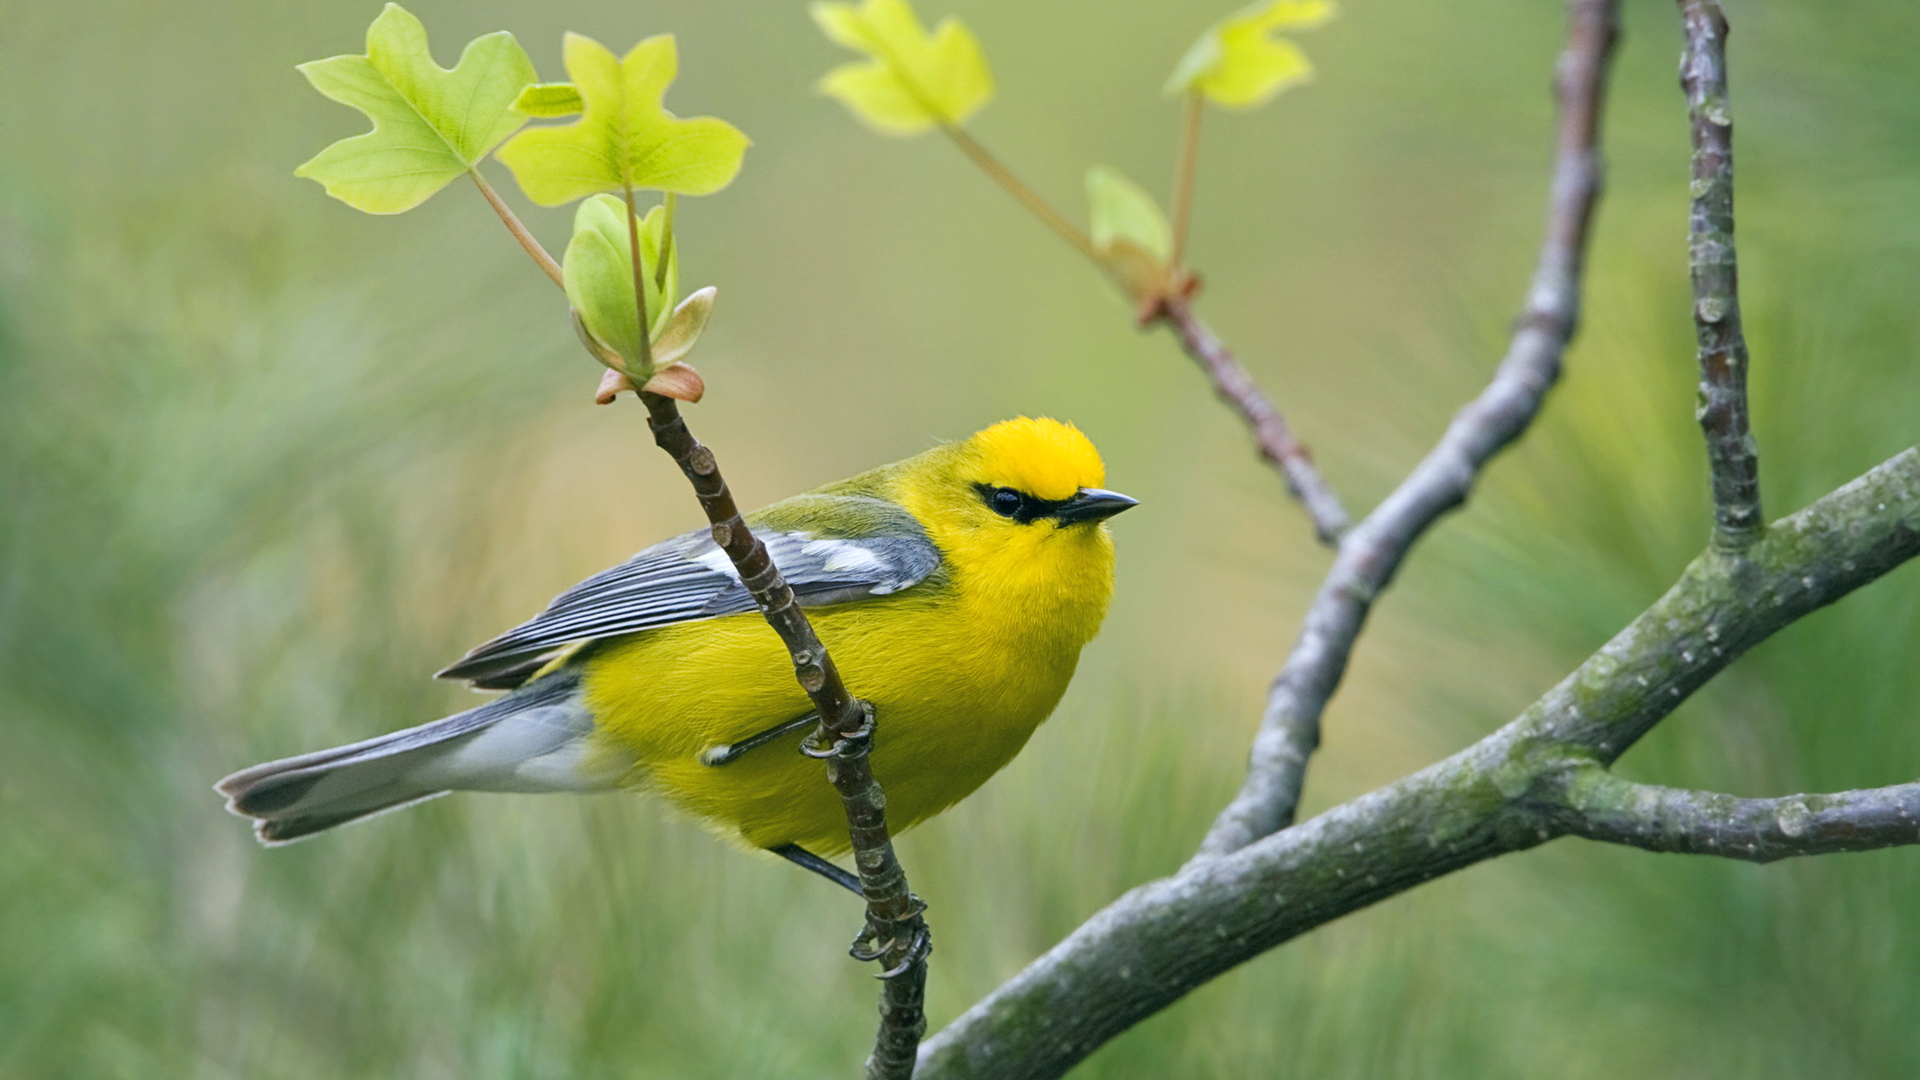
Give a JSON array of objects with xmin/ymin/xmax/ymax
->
[
  {"xmin": 293, "ymin": 4, "xmax": 536, "ymax": 214},
  {"xmin": 1086, "ymin": 166, "xmax": 1170, "ymax": 262},
  {"xmin": 563, "ymin": 194, "xmax": 680, "ymax": 376},
  {"xmin": 590, "ymin": 287, "xmax": 714, "ymax": 404},
  {"xmin": 651, "ymin": 286, "xmax": 716, "ymax": 369},
  {"xmin": 514, "ymin": 83, "xmax": 584, "ymax": 118},
  {"xmin": 811, "ymin": 0, "xmax": 992, "ymax": 135},
  {"xmin": 495, "ymin": 34, "xmax": 750, "ymax": 207},
  {"xmin": 1086, "ymin": 167, "xmax": 1174, "ymax": 304},
  {"xmin": 1166, "ymin": 0, "xmax": 1335, "ymax": 110}
]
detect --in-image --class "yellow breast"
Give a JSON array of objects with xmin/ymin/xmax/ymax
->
[{"xmin": 581, "ymin": 523, "xmax": 1115, "ymax": 853}]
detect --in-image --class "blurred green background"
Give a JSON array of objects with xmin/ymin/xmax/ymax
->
[{"xmin": 4, "ymin": 0, "xmax": 1919, "ymax": 1075}]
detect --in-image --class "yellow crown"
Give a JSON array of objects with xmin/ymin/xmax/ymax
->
[{"xmin": 966, "ymin": 417, "xmax": 1105, "ymax": 501}]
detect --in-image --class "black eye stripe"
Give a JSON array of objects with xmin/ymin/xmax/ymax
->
[{"xmin": 974, "ymin": 483, "xmax": 1066, "ymax": 524}]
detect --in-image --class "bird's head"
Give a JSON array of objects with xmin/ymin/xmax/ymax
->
[
  {"xmin": 956, "ymin": 416, "xmax": 1136, "ymax": 532},
  {"xmin": 898, "ymin": 416, "xmax": 1135, "ymax": 575}
]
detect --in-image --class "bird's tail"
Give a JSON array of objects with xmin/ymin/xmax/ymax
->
[{"xmin": 216, "ymin": 671, "xmax": 618, "ymax": 845}]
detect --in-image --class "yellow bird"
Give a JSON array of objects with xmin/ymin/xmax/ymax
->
[{"xmin": 217, "ymin": 417, "xmax": 1134, "ymax": 889}]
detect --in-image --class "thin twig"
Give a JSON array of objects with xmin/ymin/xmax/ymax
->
[
  {"xmin": 1156, "ymin": 296, "xmax": 1349, "ymax": 543},
  {"xmin": 1192, "ymin": 0, "xmax": 1620, "ymax": 858},
  {"xmin": 1169, "ymin": 93, "xmax": 1203, "ymax": 270},
  {"xmin": 918, "ymin": 445, "xmax": 1920, "ymax": 1080},
  {"xmin": 635, "ymin": 393, "xmax": 928, "ymax": 1080},
  {"xmin": 1554, "ymin": 767, "xmax": 1920, "ymax": 863},
  {"xmin": 1679, "ymin": 0, "xmax": 1763, "ymax": 548},
  {"xmin": 936, "ymin": 118, "xmax": 1345, "ymax": 542},
  {"xmin": 467, "ymin": 169, "xmax": 564, "ymax": 289}
]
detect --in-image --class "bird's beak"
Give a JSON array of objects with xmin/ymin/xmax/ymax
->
[{"xmin": 1054, "ymin": 487, "xmax": 1139, "ymax": 525}]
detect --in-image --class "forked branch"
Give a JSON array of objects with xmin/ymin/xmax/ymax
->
[
  {"xmin": 1195, "ymin": 0, "xmax": 1620, "ymax": 857},
  {"xmin": 920, "ymin": 446, "xmax": 1920, "ymax": 1080}
]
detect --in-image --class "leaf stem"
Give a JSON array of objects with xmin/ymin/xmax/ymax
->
[
  {"xmin": 940, "ymin": 124, "xmax": 1098, "ymax": 262},
  {"xmin": 850, "ymin": 8, "xmax": 1097, "ymax": 267},
  {"xmin": 1169, "ymin": 93, "xmax": 1203, "ymax": 270},
  {"xmin": 622, "ymin": 186, "xmax": 657, "ymax": 372},
  {"xmin": 467, "ymin": 169, "xmax": 564, "ymax": 289},
  {"xmin": 845, "ymin": 9, "xmax": 1093, "ymax": 264},
  {"xmin": 656, "ymin": 193, "xmax": 677, "ymax": 293}
]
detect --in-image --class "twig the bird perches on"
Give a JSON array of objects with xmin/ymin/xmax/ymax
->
[
  {"xmin": 472, "ymin": 137, "xmax": 930, "ymax": 1075},
  {"xmin": 637, "ymin": 392, "xmax": 929, "ymax": 1080},
  {"xmin": 1679, "ymin": 0, "xmax": 1764, "ymax": 549},
  {"xmin": 1193, "ymin": 0, "xmax": 1620, "ymax": 858},
  {"xmin": 1154, "ymin": 296, "xmax": 1351, "ymax": 545},
  {"xmin": 919, "ymin": 446, "xmax": 1920, "ymax": 1080}
]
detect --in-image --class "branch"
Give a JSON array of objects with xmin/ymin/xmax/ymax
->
[
  {"xmin": 931, "ymin": 122, "xmax": 1349, "ymax": 543},
  {"xmin": 1157, "ymin": 296, "xmax": 1351, "ymax": 543},
  {"xmin": 1194, "ymin": 0, "xmax": 1620, "ymax": 857},
  {"xmin": 1527, "ymin": 449, "xmax": 1920, "ymax": 761},
  {"xmin": 1554, "ymin": 768, "xmax": 1920, "ymax": 863},
  {"xmin": 635, "ymin": 393, "xmax": 929, "ymax": 1079},
  {"xmin": 919, "ymin": 445, "xmax": 1920, "ymax": 1080},
  {"xmin": 1679, "ymin": 0, "xmax": 1763, "ymax": 549}
]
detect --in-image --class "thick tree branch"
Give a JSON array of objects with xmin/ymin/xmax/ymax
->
[
  {"xmin": 1679, "ymin": 0, "xmax": 1763, "ymax": 549},
  {"xmin": 1194, "ymin": 0, "xmax": 1619, "ymax": 858},
  {"xmin": 1157, "ymin": 296, "xmax": 1351, "ymax": 544},
  {"xmin": 636, "ymin": 393, "xmax": 928, "ymax": 1079},
  {"xmin": 1522, "ymin": 448, "xmax": 1920, "ymax": 763},
  {"xmin": 1554, "ymin": 768, "xmax": 1920, "ymax": 863},
  {"xmin": 920, "ymin": 445, "xmax": 1920, "ymax": 1080}
]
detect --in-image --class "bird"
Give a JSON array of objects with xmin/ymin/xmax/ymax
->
[{"xmin": 216, "ymin": 416, "xmax": 1136, "ymax": 891}]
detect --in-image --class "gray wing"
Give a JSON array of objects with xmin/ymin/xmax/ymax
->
[{"xmin": 437, "ymin": 495, "xmax": 942, "ymax": 690}]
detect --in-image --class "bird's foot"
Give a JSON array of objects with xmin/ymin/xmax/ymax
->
[
  {"xmin": 799, "ymin": 704, "xmax": 875, "ymax": 760},
  {"xmin": 850, "ymin": 893, "xmax": 931, "ymax": 978}
]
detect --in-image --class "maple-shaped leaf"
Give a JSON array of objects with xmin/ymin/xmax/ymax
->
[
  {"xmin": 1086, "ymin": 166, "xmax": 1175, "ymax": 303},
  {"xmin": 495, "ymin": 34, "xmax": 750, "ymax": 207},
  {"xmin": 294, "ymin": 4, "xmax": 536, "ymax": 214},
  {"xmin": 564, "ymin": 194, "xmax": 681, "ymax": 375},
  {"xmin": 1166, "ymin": 0, "xmax": 1335, "ymax": 110},
  {"xmin": 811, "ymin": 0, "xmax": 992, "ymax": 135}
]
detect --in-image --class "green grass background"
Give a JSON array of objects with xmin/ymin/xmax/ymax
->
[{"xmin": 3, "ymin": 0, "xmax": 1919, "ymax": 1075}]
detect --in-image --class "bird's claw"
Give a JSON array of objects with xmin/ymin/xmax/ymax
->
[
  {"xmin": 849, "ymin": 893, "xmax": 931, "ymax": 978},
  {"xmin": 800, "ymin": 704, "xmax": 876, "ymax": 760}
]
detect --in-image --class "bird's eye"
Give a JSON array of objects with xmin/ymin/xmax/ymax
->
[{"xmin": 987, "ymin": 487, "xmax": 1025, "ymax": 518}]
